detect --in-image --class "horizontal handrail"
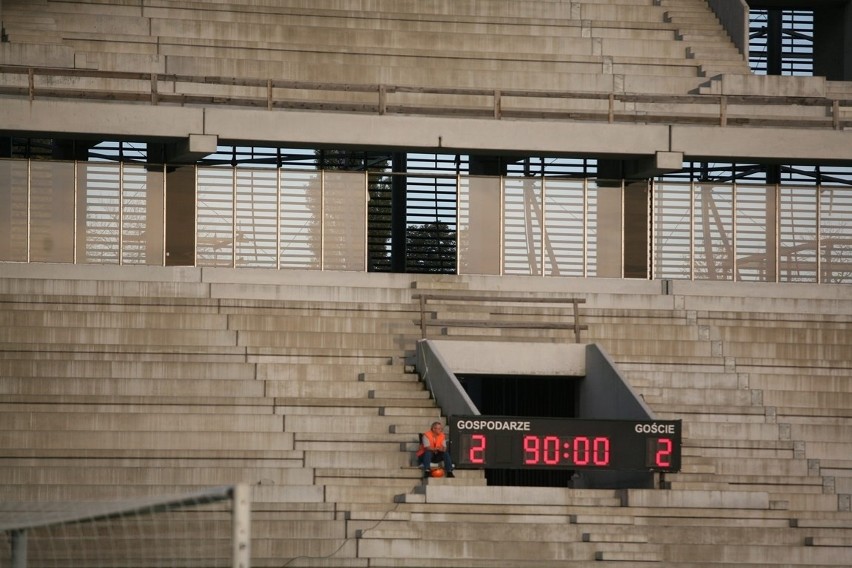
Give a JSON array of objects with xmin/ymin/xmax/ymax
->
[
  {"xmin": 0, "ymin": 65, "xmax": 848, "ymax": 129},
  {"xmin": 415, "ymin": 293, "xmax": 587, "ymax": 344}
]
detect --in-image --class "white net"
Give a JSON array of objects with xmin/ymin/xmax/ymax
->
[{"xmin": 0, "ymin": 485, "xmax": 250, "ymax": 568}]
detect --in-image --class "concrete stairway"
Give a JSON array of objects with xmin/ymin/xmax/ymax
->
[
  {"xmin": 1, "ymin": 265, "xmax": 852, "ymax": 566},
  {"xmin": 0, "ymin": 0, "xmax": 750, "ymax": 104}
]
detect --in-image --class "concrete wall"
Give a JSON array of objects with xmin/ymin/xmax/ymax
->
[{"xmin": 708, "ymin": 0, "xmax": 750, "ymax": 58}]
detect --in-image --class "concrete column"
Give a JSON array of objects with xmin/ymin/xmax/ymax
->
[
  {"xmin": 624, "ymin": 181, "xmax": 649, "ymax": 279},
  {"xmin": 596, "ymin": 183, "xmax": 623, "ymax": 278},
  {"xmin": 165, "ymin": 165, "xmax": 196, "ymax": 266},
  {"xmin": 390, "ymin": 152, "xmax": 407, "ymax": 272}
]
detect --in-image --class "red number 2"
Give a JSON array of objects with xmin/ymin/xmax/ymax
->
[
  {"xmin": 469, "ymin": 434, "xmax": 487, "ymax": 464},
  {"xmin": 655, "ymin": 438, "xmax": 673, "ymax": 467}
]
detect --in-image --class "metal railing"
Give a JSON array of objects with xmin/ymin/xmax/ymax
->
[
  {"xmin": 0, "ymin": 66, "xmax": 849, "ymax": 130},
  {"xmin": 416, "ymin": 293, "xmax": 588, "ymax": 343}
]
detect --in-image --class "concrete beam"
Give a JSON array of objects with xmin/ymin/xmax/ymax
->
[
  {"xmin": 600, "ymin": 151, "xmax": 685, "ymax": 181},
  {"xmin": 164, "ymin": 134, "xmax": 218, "ymax": 164},
  {"xmin": 0, "ymin": 99, "xmax": 206, "ymax": 141},
  {"xmin": 1, "ymin": 99, "xmax": 851, "ymax": 165},
  {"xmin": 670, "ymin": 124, "xmax": 852, "ymax": 164},
  {"xmin": 204, "ymin": 107, "xmax": 671, "ymax": 158}
]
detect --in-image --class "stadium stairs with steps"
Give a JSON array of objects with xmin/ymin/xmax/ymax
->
[
  {"xmin": 2, "ymin": 0, "xmax": 845, "ymax": 126},
  {"xmin": 0, "ymin": 264, "xmax": 850, "ymax": 566}
]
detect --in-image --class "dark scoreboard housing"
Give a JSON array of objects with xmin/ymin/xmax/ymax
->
[{"xmin": 449, "ymin": 415, "xmax": 682, "ymax": 473}]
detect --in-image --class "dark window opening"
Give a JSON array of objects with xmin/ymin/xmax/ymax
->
[
  {"xmin": 458, "ymin": 374, "xmax": 578, "ymax": 487},
  {"xmin": 749, "ymin": 8, "xmax": 814, "ymax": 76}
]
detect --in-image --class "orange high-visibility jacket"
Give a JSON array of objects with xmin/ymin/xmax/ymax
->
[{"xmin": 416, "ymin": 430, "xmax": 446, "ymax": 457}]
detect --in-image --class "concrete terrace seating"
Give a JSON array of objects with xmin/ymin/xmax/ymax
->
[
  {"xmin": 3, "ymin": 266, "xmax": 851, "ymax": 565},
  {"xmin": 0, "ymin": 0, "xmax": 753, "ymax": 114},
  {"xmin": 0, "ymin": 266, "xmax": 435, "ymax": 563}
]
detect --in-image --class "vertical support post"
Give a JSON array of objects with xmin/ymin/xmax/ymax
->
[
  {"xmin": 151, "ymin": 73, "xmax": 159, "ymax": 105},
  {"xmin": 775, "ymin": 183, "xmax": 781, "ymax": 283},
  {"xmin": 390, "ymin": 154, "xmax": 407, "ymax": 272},
  {"xmin": 689, "ymin": 180, "xmax": 696, "ymax": 280},
  {"xmin": 231, "ymin": 484, "xmax": 251, "ymax": 568},
  {"xmin": 583, "ymin": 177, "xmax": 588, "ymax": 278},
  {"xmin": 499, "ymin": 175, "xmax": 505, "ymax": 276},
  {"xmin": 275, "ymin": 165, "xmax": 281, "ymax": 270},
  {"xmin": 193, "ymin": 165, "xmax": 199, "ymax": 267},
  {"xmin": 26, "ymin": 159, "xmax": 30, "ymax": 263},
  {"xmin": 816, "ymin": 185, "xmax": 822, "ymax": 283},
  {"xmin": 419, "ymin": 295, "xmax": 427, "ymax": 339},
  {"xmin": 620, "ymin": 179, "xmax": 625, "ymax": 279},
  {"xmin": 363, "ymin": 170, "xmax": 368, "ymax": 272},
  {"xmin": 119, "ymin": 162, "xmax": 124, "ymax": 265},
  {"xmin": 540, "ymin": 177, "xmax": 546, "ymax": 276},
  {"xmin": 161, "ymin": 164, "xmax": 167, "ymax": 266},
  {"xmin": 732, "ymin": 181, "xmax": 737, "ymax": 280},
  {"xmin": 455, "ymin": 174, "xmax": 461, "ymax": 275},
  {"xmin": 648, "ymin": 179, "xmax": 655, "ymax": 280},
  {"xmin": 572, "ymin": 299, "xmax": 582, "ymax": 344},
  {"xmin": 10, "ymin": 529, "xmax": 27, "ymax": 568},
  {"xmin": 232, "ymin": 167, "xmax": 237, "ymax": 268},
  {"xmin": 74, "ymin": 160, "xmax": 79, "ymax": 264}
]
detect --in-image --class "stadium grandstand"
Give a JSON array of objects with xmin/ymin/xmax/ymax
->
[{"xmin": 1, "ymin": 0, "xmax": 851, "ymax": 565}]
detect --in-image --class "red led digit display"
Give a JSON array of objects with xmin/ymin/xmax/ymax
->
[
  {"xmin": 469, "ymin": 433, "xmax": 487, "ymax": 464},
  {"xmin": 654, "ymin": 437, "xmax": 673, "ymax": 468},
  {"xmin": 449, "ymin": 416, "xmax": 681, "ymax": 473},
  {"xmin": 520, "ymin": 435, "xmax": 613, "ymax": 467}
]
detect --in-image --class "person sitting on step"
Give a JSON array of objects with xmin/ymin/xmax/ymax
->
[{"xmin": 417, "ymin": 421, "xmax": 455, "ymax": 478}]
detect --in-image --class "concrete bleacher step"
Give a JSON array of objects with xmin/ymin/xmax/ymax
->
[
  {"xmin": 304, "ymin": 451, "xmax": 411, "ymax": 470},
  {"xmin": 276, "ymin": 399, "xmax": 436, "ymax": 413},
  {"xmin": 0, "ymin": 399, "xmax": 274, "ymax": 415},
  {"xmin": 0, "ymin": 309, "xmax": 229, "ymax": 330},
  {"xmin": 763, "ymin": 390, "xmax": 852, "ymax": 411},
  {"xmin": 747, "ymin": 373, "xmax": 852, "ymax": 394},
  {"xmin": 0, "ymin": 411, "xmax": 283, "ymax": 433},
  {"xmin": 0, "ymin": 482, "xmax": 324, "ymax": 503},
  {"xmin": 3, "ymin": 0, "xmax": 728, "ymax": 103},
  {"xmin": 0, "ymin": 325, "xmax": 238, "ymax": 346},
  {"xmin": 0, "ymin": 429, "xmax": 294, "ymax": 452},
  {"xmin": 0, "ymin": 358, "xmax": 258, "ymax": 380},
  {"xmin": 0, "ymin": 465, "xmax": 316, "ymax": 486},
  {"xmin": 264, "ymin": 380, "xmax": 426, "ymax": 399},
  {"xmin": 258, "ymin": 364, "xmax": 412, "ymax": 382},
  {"xmin": 284, "ymin": 414, "xmax": 426, "ymax": 434},
  {"xmin": 0, "ymin": 376, "xmax": 265, "ymax": 398},
  {"xmin": 637, "ymin": 385, "xmax": 756, "ymax": 406},
  {"xmin": 399, "ymin": 485, "xmax": 624, "ymax": 508}
]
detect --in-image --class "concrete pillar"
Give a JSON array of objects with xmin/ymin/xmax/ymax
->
[
  {"xmin": 624, "ymin": 181, "xmax": 649, "ymax": 279},
  {"xmin": 390, "ymin": 152, "xmax": 407, "ymax": 272},
  {"xmin": 596, "ymin": 183, "xmax": 623, "ymax": 278},
  {"xmin": 164, "ymin": 166, "xmax": 196, "ymax": 266}
]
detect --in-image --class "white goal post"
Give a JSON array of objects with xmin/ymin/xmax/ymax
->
[{"xmin": 1, "ymin": 484, "xmax": 251, "ymax": 568}]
